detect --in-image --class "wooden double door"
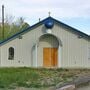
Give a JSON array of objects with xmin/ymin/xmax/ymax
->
[{"xmin": 43, "ymin": 48, "xmax": 58, "ymax": 67}]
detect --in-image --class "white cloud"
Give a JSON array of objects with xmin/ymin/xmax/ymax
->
[{"xmin": 0, "ymin": 0, "xmax": 90, "ymax": 18}]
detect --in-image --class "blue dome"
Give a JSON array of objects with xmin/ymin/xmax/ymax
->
[{"xmin": 45, "ymin": 19, "xmax": 54, "ymax": 29}]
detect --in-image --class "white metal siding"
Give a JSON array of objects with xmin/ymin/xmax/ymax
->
[{"xmin": 0, "ymin": 24, "xmax": 89, "ymax": 68}]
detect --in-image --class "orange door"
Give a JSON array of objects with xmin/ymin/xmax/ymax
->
[{"xmin": 43, "ymin": 48, "xmax": 58, "ymax": 67}]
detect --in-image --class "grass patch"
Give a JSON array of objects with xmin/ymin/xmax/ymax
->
[{"xmin": 0, "ymin": 68, "xmax": 89, "ymax": 88}]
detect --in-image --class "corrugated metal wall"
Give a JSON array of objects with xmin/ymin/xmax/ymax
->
[{"xmin": 0, "ymin": 23, "xmax": 89, "ymax": 68}]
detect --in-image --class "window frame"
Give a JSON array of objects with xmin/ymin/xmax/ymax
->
[
  {"xmin": 8, "ymin": 47, "xmax": 14, "ymax": 60},
  {"xmin": 88, "ymin": 47, "xmax": 90, "ymax": 60}
]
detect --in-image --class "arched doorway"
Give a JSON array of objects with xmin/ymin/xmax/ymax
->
[{"xmin": 38, "ymin": 34, "xmax": 61, "ymax": 67}]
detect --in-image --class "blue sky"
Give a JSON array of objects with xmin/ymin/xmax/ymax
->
[{"xmin": 0, "ymin": 0, "xmax": 90, "ymax": 35}]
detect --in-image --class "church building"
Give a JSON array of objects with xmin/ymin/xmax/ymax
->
[{"xmin": 0, "ymin": 17, "xmax": 90, "ymax": 68}]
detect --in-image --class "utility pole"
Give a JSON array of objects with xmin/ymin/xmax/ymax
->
[{"xmin": 2, "ymin": 5, "xmax": 4, "ymax": 40}]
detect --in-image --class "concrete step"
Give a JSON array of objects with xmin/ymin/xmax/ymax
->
[{"xmin": 56, "ymin": 85, "xmax": 75, "ymax": 90}]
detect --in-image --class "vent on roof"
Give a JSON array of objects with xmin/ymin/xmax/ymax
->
[
  {"xmin": 78, "ymin": 35, "xmax": 83, "ymax": 39},
  {"xmin": 18, "ymin": 35, "xmax": 22, "ymax": 39}
]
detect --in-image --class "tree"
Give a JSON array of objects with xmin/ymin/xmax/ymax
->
[{"xmin": 0, "ymin": 15, "xmax": 30, "ymax": 41}]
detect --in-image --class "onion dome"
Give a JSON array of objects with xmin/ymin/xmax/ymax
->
[{"xmin": 45, "ymin": 19, "xmax": 54, "ymax": 29}]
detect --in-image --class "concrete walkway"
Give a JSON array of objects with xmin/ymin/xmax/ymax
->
[
  {"xmin": 56, "ymin": 76, "xmax": 90, "ymax": 90},
  {"xmin": 56, "ymin": 85, "xmax": 75, "ymax": 90}
]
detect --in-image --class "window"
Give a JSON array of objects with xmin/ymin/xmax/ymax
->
[
  {"xmin": 8, "ymin": 47, "xmax": 14, "ymax": 60},
  {"xmin": 89, "ymin": 48, "xmax": 90, "ymax": 60}
]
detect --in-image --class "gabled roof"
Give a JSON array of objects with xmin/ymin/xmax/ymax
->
[{"xmin": 0, "ymin": 17, "xmax": 89, "ymax": 46}]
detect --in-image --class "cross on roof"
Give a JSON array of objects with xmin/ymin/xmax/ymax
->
[{"xmin": 48, "ymin": 12, "xmax": 51, "ymax": 17}]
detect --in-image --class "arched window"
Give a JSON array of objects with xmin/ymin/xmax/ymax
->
[{"xmin": 8, "ymin": 47, "xmax": 14, "ymax": 60}]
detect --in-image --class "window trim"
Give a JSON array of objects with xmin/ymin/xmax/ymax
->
[
  {"xmin": 88, "ymin": 47, "xmax": 90, "ymax": 60},
  {"xmin": 8, "ymin": 47, "xmax": 14, "ymax": 60}
]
